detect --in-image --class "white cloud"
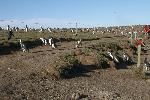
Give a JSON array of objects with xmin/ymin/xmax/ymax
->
[{"xmin": 0, "ymin": 18, "xmax": 99, "ymax": 29}]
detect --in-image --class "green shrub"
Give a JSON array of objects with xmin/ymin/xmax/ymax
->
[
  {"xmin": 134, "ymin": 67, "xmax": 146, "ymax": 79},
  {"xmin": 96, "ymin": 52, "xmax": 109, "ymax": 68},
  {"xmin": 63, "ymin": 53, "xmax": 79, "ymax": 66},
  {"xmin": 42, "ymin": 60, "xmax": 72, "ymax": 79},
  {"xmin": 82, "ymin": 47, "xmax": 93, "ymax": 56}
]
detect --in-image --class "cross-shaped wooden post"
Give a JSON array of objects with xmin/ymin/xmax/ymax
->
[{"xmin": 137, "ymin": 38, "xmax": 143, "ymax": 67}]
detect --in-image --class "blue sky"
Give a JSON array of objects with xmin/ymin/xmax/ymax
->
[{"xmin": 0, "ymin": 0, "xmax": 150, "ymax": 28}]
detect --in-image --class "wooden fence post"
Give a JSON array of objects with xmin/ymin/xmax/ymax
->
[
  {"xmin": 130, "ymin": 32, "xmax": 133, "ymax": 45},
  {"xmin": 137, "ymin": 44, "xmax": 141, "ymax": 67},
  {"xmin": 137, "ymin": 38, "xmax": 143, "ymax": 68},
  {"xmin": 75, "ymin": 22, "xmax": 78, "ymax": 35},
  {"xmin": 134, "ymin": 31, "xmax": 137, "ymax": 40}
]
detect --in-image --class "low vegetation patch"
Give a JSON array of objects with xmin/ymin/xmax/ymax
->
[
  {"xmin": 134, "ymin": 67, "xmax": 146, "ymax": 79},
  {"xmin": 42, "ymin": 52, "xmax": 80, "ymax": 79}
]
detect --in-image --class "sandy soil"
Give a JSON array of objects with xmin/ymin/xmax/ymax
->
[{"xmin": 0, "ymin": 37, "xmax": 150, "ymax": 100}]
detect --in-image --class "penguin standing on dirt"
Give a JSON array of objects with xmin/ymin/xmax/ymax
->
[
  {"xmin": 19, "ymin": 39, "xmax": 29, "ymax": 52},
  {"xmin": 107, "ymin": 51, "xmax": 119, "ymax": 63},
  {"xmin": 75, "ymin": 39, "xmax": 82, "ymax": 48},
  {"xmin": 144, "ymin": 57, "xmax": 150, "ymax": 71},
  {"xmin": 7, "ymin": 29, "xmax": 14, "ymax": 40}
]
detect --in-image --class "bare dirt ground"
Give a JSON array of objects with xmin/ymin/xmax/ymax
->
[{"xmin": 0, "ymin": 35, "xmax": 150, "ymax": 100}]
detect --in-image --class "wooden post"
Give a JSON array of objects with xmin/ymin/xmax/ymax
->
[
  {"xmin": 137, "ymin": 44, "xmax": 141, "ymax": 67},
  {"xmin": 130, "ymin": 32, "xmax": 133, "ymax": 45},
  {"xmin": 75, "ymin": 22, "xmax": 77, "ymax": 35},
  {"xmin": 134, "ymin": 31, "xmax": 137, "ymax": 40},
  {"xmin": 136, "ymin": 38, "xmax": 143, "ymax": 68}
]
